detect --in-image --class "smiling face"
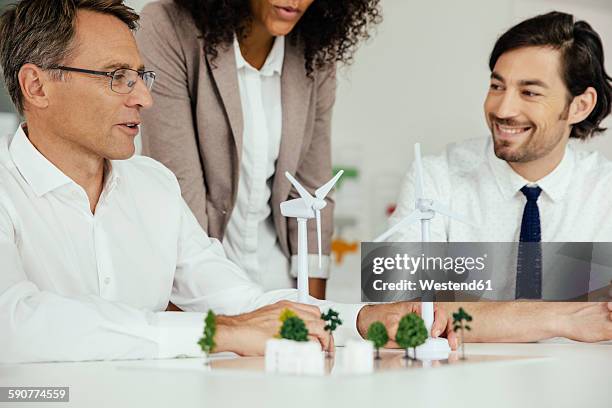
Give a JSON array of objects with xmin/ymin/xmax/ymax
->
[
  {"xmin": 484, "ymin": 46, "xmax": 572, "ymax": 164},
  {"xmin": 43, "ymin": 9, "xmax": 152, "ymax": 160},
  {"xmin": 249, "ymin": 0, "xmax": 315, "ymax": 36}
]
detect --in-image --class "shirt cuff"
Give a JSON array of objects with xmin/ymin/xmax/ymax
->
[
  {"xmin": 153, "ymin": 311, "xmax": 204, "ymax": 359},
  {"xmin": 290, "ymin": 255, "xmax": 331, "ymax": 279}
]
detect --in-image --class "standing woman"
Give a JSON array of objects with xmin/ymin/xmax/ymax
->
[{"xmin": 136, "ymin": 0, "xmax": 380, "ymax": 298}]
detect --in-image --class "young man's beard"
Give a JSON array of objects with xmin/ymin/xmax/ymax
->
[
  {"xmin": 493, "ymin": 136, "xmax": 538, "ymax": 163},
  {"xmin": 491, "ymin": 104, "xmax": 570, "ymax": 163},
  {"xmin": 492, "ymin": 126, "xmax": 568, "ymax": 163}
]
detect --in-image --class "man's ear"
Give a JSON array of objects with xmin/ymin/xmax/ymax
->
[
  {"xmin": 568, "ymin": 86, "xmax": 597, "ymax": 125},
  {"xmin": 18, "ymin": 63, "xmax": 51, "ymax": 110}
]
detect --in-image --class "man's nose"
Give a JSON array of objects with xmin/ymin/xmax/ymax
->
[
  {"xmin": 493, "ymin": 90, "xmax": 520, "ymax": 119},
  {"xmin": 126, "ymin": 78, "xmax": 153, "ymax": 109}
]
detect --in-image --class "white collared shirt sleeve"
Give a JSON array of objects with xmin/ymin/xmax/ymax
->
[
  {"xmin": 0, "ymin": 126, "xmax": 361, "ymax": 364},
  {"xmin": 171, "ymin": 197, "xmax": 364, "ymax": 342},
  {"xmin": 171, "ymin": 198, "xmax": 285, "ymax": 315},
  {"xmin": 0, "ymin": 172, "xmax": 359, "ymax": 364},
  {"xmin": 0, "ymin": 204, "xmax": 204, "ymax": 363}
]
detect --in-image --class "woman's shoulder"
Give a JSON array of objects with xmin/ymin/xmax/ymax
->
[
  {"xmin": 138, "ymin": 0, "xmax": 202, "ymax": 60},
  {"xmin": 141, "ymin": 0, "xmax": 181, "ymax": 21},
  {"xmin": 139, "ymin": 0, "xmax": 196, "ymax": 37}
]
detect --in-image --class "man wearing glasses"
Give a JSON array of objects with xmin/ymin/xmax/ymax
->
[{"xmin": 0, "ymin": 0, "xmax": 456, "ymax": 363}]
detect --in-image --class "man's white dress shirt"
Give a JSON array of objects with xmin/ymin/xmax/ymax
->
[
  {"xmin": 223, "ymin": 36, "xmax": 330, "ymax": 292},
  {"xmin": 0, "ymin": 126, "xmax": 359, "ymax": 363},
  {"xmin": 389, "ymin": 137, "xmax": 612, "ymax": 296}
]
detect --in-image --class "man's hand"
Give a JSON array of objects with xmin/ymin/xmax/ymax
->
[
  {"xmin": 356, "ymin": 302, "xmax": 458, "ymax": 349},
  {"xmin": 558, "ymin": 302, "xmax": 612, "ymax": 342},
  {"xmin": 214, "ymin": 300, "xmax": 332, "ymax": 356}
]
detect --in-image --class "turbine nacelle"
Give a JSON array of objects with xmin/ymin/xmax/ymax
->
[{"xmin": 280, "ymin": 198, "xmax": 315, "ymax": 219}]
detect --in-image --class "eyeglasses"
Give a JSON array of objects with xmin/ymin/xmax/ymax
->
[{"xmin": 50, "ymin": 66, "xmax": 156, "ymax": 94}]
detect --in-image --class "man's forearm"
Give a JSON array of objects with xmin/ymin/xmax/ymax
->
[{"xmin": 440, "ymin": 302, "xmax": 563, "ymax": 342}]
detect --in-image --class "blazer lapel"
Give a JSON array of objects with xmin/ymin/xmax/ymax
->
[
  {"xmin": 276, "ymin": 41, "xmax": 313, "ymax": 198},
  {"xmin": 206, "ymin": 43, "xmax": 244, "ymax": 161}
]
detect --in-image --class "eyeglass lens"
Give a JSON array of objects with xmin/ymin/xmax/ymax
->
[{"xmin": 111, "ymin": 69, "xmax": 155, "ymax": 93}]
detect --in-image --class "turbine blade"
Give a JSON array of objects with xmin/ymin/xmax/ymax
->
[
  {"xmin": 285, "ymin": 172, "xmax": 314, "ymax": 205},
  {"xmin": 429, "ymin": 202, "xmax": 477, "ymax": 227},
  {"xmin": 373, "ymin": 210, "xmax": 423, "ymax": 242},
  {"xmin": 316, "ymin": 210, "xmax": 322, "ymax": 269},
  {"xmin": 315, "ymin": 170, "xmax": 344, "ymax": 200},
  {"xmin": 414, "ymin": 143, "xmax": 425, "ymax": 200}
]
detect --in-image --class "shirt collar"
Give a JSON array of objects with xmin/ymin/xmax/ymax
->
[
  {"xmin": 103, "ymin": 159, "xmax": 120, "ymax": 195},
  {"xmin": 9, "ymin": 124, "xmax": 119, "ymax": 197},
  {"xmin": 233, "ymin": 35, "xmax": 285, "ymax": 76},
  {"xmin": 487, "ymin": 137, "xmax": 574, "ymax": 202}
]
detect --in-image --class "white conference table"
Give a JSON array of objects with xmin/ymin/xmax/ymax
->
[{"xmin": 1, "ymin": 342, "xmax": 610, "ymax": 408}]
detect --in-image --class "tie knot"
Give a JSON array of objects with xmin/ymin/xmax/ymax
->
[{"xmin": 520, "ymin": 185, "xmax": 542, "ymax": 201}]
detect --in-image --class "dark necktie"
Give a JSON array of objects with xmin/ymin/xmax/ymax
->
[{"xmin": 516, "ymin": 185, "xmax": 542, "ymax": 299}]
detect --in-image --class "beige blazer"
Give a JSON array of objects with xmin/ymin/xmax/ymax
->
[{"xmin": 136, "ymin": 0, "xmax": 337, "ymax": 259}]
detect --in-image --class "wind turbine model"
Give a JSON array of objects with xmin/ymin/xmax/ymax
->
[
  {"xmin": 281, "ymin": 170, "xmax": 344, "ymax": 304},
  {"xmin": 373, "ymin": 143, "xmax": 474, "ymax": 358}
]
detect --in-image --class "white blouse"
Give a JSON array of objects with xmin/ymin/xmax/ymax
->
[{"xmin": 224, "ymin": 36, "xmax": 330, "ymax": 292}]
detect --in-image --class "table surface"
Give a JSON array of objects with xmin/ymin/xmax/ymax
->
[{"xmin": 1, "ymin": 341, "xmax": 610, "ymax": 408}]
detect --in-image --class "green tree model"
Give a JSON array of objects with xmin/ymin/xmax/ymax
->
[
  {"xmin": 321, "ymin": 308, "xmax": 342, "ymax": 356},
  {"xmin": 198, "ymin": 310, "xmax": 217, "ymax": 359},
  {"xmin": 321, "ymin": 308, "xmax": 343, "ymax": 333},
  {"xmin": 453, "ymin": 307, "xmax": 473, "ymax": 360},
  {"xmin": 366, "ymin": 321, "xmax": 389, "ymax": 359},
  {"xmin": 395, "ymin": 313, "xmax": 428, "ymax": 360},
  {"xmin": 279, "ymin": 308, "xmax": 309, "ymax": 342}
]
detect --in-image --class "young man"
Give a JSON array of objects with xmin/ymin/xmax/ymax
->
[
  {"xmin": 390, "ymin": 12, "xmax": 612, "ymax": 342},
  {"xmin": 0, "ymin": 0, "xmax": 455, "ymax": 363}
]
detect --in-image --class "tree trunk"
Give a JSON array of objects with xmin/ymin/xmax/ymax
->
[{"xmin": 461, "ymin": 327, "xmax": 466, "ymax": 360}]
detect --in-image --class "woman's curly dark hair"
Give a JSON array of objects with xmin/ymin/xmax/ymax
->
[{"xmin": 174, "ymin": 0, "xmax": 382, "ymax": 75}]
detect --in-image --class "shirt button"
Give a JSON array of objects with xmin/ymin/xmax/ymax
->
[{"xmin": 104, "ymin": 277, "xmax": 111, "ymax": 285}]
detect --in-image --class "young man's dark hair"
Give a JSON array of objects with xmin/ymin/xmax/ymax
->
[
  {"xmin": 0, "ymin": 0, "xmax": 139, "ymax": 115},
  {"xmin": 489, "ymin": 11, "xmax": 612, "ymax": 140}
]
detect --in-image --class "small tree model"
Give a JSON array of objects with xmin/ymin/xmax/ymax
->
[
  {"xmin": 279, "ymin": 308, "xmax": 309, "ymax": 342},
  {"xmin": 321, "ymin": 308, "xmax": 343, "ymax": 333},
  {"xmin": 366, "ymin": 321, "xmax": 389, "ymax": 360},
  {"xmin": 321, "ymin": 308, "xmax": 342, "ymax": 357},
  {"xmin": 198, "ymin": 310, "xmax": 216, "ymax": 362},
  {"xmin": 395, "ymin": 313, "xmax": 428, "ymax": 360},
  {"xmin": 452, "ymin": 307, "xmax": 473, "ymax": 360}
]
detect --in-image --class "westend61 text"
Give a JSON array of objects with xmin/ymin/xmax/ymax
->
[{"xmin": 372, "ymin": 279, "xmax": 494, "ymax": 291}]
